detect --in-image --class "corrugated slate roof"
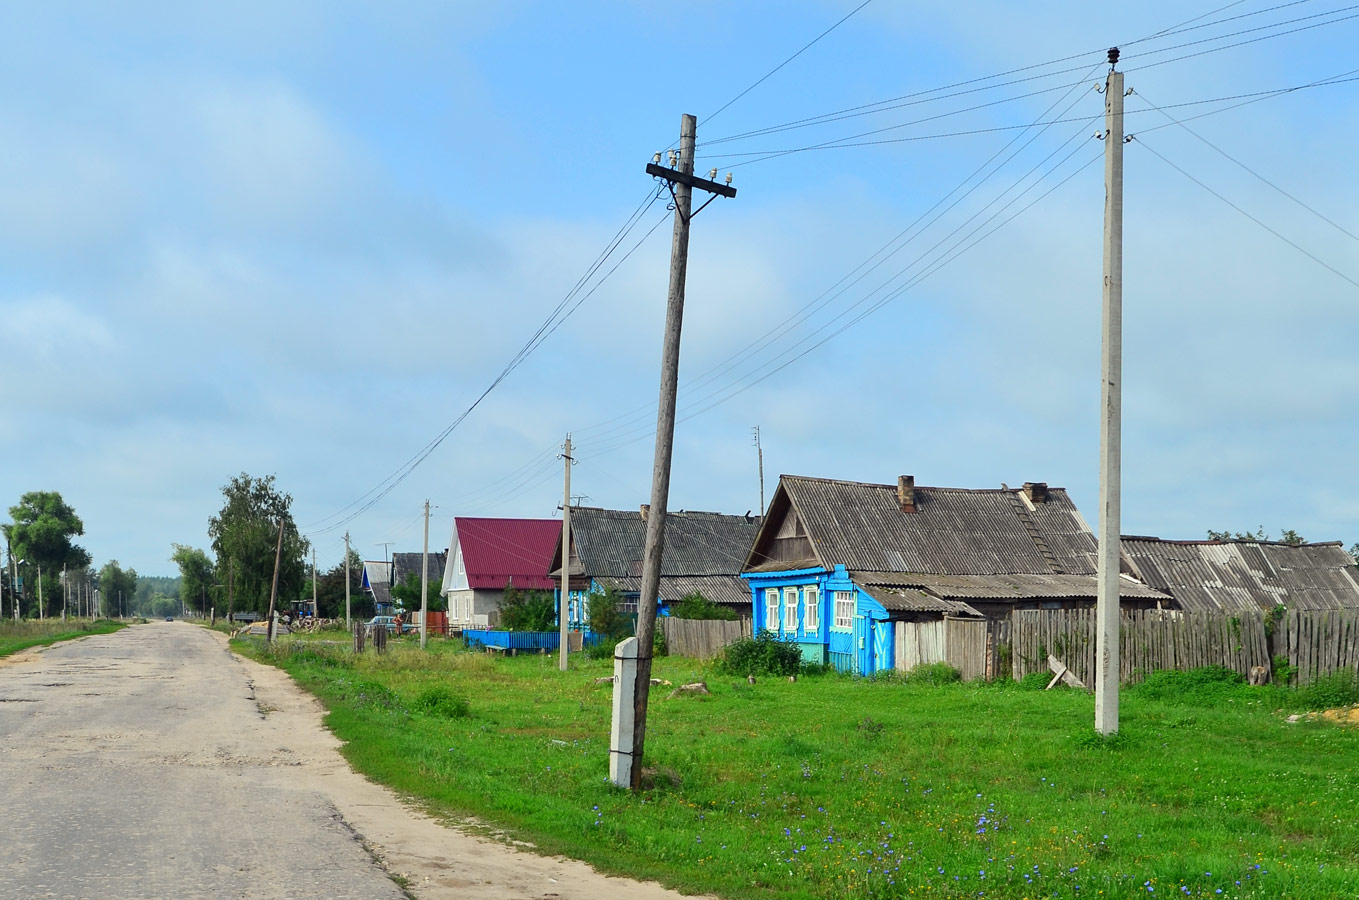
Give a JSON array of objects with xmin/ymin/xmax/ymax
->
[
  {"xmin": 851, "ymin": 571, "xmax": 1168, "ymax": 602},
  {"xmin": 454, "ymin": 517, "xmax": 560, "ymax": 591},
  {"xmin": 856, "ymin": 583, "xmax": 982, "ymax": 617},
  {"xmin": 599, "ymin": 574, "xmax": 753, "ymax": 608},
  {"xmin": 392, "ymin": 551, "xmax": 448, "ymax": 588},
  {"xmin": 779, "ymin": 476, "xmax": 1098, "ymax": 576},
  {"xmin": 1123, "ymin": 538, "xmax": 1359, "ymax": 613},
  {"xmin": 566, "ymin": 507, "xmax": 761, "ymax": 578}
]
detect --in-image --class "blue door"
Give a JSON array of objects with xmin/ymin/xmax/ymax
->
[{"xmin": 872, "ymin": 619, "xmax": 893, "ymax": 673}]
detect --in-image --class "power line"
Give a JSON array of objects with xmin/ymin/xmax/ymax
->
[
  {"xmin": 1134, "ymin": 136, "xmax": 1359, "ymax": 290},
  {"xmin": 701, "ymin": 0, "xmax": 875, "ymax": 128},
  {"xmin": 1132, "ymin": 85, "xmax": 1359, "ymax": 243},
  {"xmin": 697, "ymin": 0, "xmax": 1330, "ymax": 149}
]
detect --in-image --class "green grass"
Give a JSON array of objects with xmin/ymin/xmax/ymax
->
[
  {"xmin": 0, "ymin": 618, "xmax": 129, "ymax": 657},
  {"xmin": 238, "ymin": 639, "xmax": 1359, "ymax": 900}
]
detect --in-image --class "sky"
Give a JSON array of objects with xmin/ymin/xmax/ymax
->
[{"xmin": 3, "ymin": 1, "xmax": 1357, "ymax": 576}]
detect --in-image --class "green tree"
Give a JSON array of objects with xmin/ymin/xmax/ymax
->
[
  {"xmin": 98, "ymin": 561, "xmax": 139, "ymax": 618},
  {"xmin": 499, "ymin": 583, "xmax": 556, "ymax": 631},
  {"xmin": 171, "ymin": 545, "xmax": 216, "ymax": 615},
  {"xmin": 4, "ymin": 491, "xmax": 92, "ymax": 616},
  {"xmin": 207, "ymin": 473, "xmax": 307, "ymax": 615},
  {"xmin": 309, "ymin": 549, "xmax": 368, "ymax": 618},
  {"xmin": 670, "ymin": 591, "xmax": 739, "ymax": 621},
  {"xmin": 389, "ymin": 570, "xmax": 447, "ymax": 614},
  {"xmin": 1206, "ymin": 527, "xmax": 1306, "ymax": 545},
  {"xmin": 587, "ymin": 585, "xmax": 632, "ymax": 641}
]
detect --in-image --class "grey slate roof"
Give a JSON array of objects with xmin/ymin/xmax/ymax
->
[
  {"xmin": 855, "ymin": 583, "xmax": 982, "ymax": 617},
  {"xmin": 599, "ymin": 574, "xmax": 753, "ymax": 608},
  {"xmin": 393, "ymin": 551, "xmax": 449, "ymax": 587},
  {"xmin": 564, "ymin": 507, "xmax": 761, "ymax": 579},
  {"xmin": 1122, "ymin": 538, "xmax": 1359, "ymax": 613},
  {"xmin": 849, "ymin": 571, "xmax": 1168, "ymax": 602},
  {"xmin": 772, "ymin": 476, "xmax": 1099, "ymax": 575}
]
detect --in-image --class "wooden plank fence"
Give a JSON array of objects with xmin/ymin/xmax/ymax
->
[
  {"xmin": 1276, "ymin": 609, "xmax": 1359, "ymax": 685},
  {"xmin": 661, "ymin": 617, "xmax": 751, "ymax": 660}
]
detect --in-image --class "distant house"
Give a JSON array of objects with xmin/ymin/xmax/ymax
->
[
  {"xmin": 363, "ymin": 552, "xmax": 449, "ymax": 616},
  {"xmin": 1122, "ymin": 537, "xmax": 1359, "ymax": 613},
  {"xmin": 361, "ymin": 560, "xmax": 394, "ymax": 614},
  {"xmin": 742, "ymin": 474, "xmax": 1168, "ymax": 674},
  {"xmin": 440, "ymin": 517, "xmax": 561, "ymax": 629},
  {"xmin": 549, "ymin": 505, "xmax": 763, "ymax": 629}
]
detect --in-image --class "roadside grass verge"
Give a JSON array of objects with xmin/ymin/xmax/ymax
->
[
  {"xmin": 0, "ymin": 618, "xmax": 128, "ymax": 658},
  {"xmin": 237, "ymin": 638, "xmax": 1359, "ymax": 900}
]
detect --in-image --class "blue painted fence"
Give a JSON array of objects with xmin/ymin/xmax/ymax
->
[{"xmin": 464, "ymin": 629, "xmax": 603, "ymax": 652}]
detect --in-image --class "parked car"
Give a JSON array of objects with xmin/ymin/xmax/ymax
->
[
  {"xmin": 165, "ymin": 616, "xmax": 174, "ymax": 622},
  {"xmin": 364, "ymin": 615, "xmax": 405, "ymax": 636}
]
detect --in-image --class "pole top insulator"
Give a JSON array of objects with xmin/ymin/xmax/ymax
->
[{"xmin": 1107, "ymin": 46, "xmax": 1120, "ymax": 67}]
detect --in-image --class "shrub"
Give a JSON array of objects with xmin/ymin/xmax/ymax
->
[
  {"xmin": 670, "ymin": 592, "xmax": 738, "ymax": 621},
  {"xmin": 1129, "ymin": 666, "xmax": 1248, "ymax": 705},
  {"xmin": 410, "ymin": 685, "xmax": 471, "ymax": 719},
  {"xmin": 715, "ymin": 631, "xmax": 802, "ymax": 677},
  {"xmin": 1019, "ymin": 671, "xmax": 1053, "ymax": 690},
  {"xmin": 587, "ymin": 586, "xmax": 633, "ymax": 641},
  {"xmin": 902, "ymin": 662, "xmax": 962, "ymax": 685},
  {"xmin": 1292, "ymin": 670, "xmax": 1359, "ymax": 711},
  {"xmin": 499, "ymin": 585, "xmax": 556, "ymax": 632}
]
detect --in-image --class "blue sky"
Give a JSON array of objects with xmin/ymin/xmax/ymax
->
[{"xmin": 3, "ymin": 1, "xmax": 1357, "ymax": 575}]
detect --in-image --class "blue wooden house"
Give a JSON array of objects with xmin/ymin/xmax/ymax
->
[{"xmin": 742, "ymin": 474, "xmax": 1168, "ymax": 675}]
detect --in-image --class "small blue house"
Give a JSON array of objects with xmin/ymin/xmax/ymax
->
[{"xmin": 742, "ymin": 474, "xmax": 1168, "ymax": 675}]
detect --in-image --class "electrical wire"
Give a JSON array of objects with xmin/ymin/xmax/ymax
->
[
  {"xmin": 1132, "ymin": 85, "xmax": 1359, "ymax": 243},
  {"xmin": 1134, "ymin": 135, "xmax": 1359, "ymax": 290}
]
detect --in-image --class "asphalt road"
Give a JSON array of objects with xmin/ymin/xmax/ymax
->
[{"xmin": 0, "ymin": 623, "xmax": 409, "ymax": 900}]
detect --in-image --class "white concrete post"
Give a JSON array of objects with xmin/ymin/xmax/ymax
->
[{"xmin": 609, "ymin": 637, "xmax": 639, "ymax": 788}]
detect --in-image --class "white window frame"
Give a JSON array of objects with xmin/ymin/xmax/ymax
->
[
  {"xmin": 833, "ymin": 590, "xmax": 854, "ymax": 631},
  {"xmin": 804, "ymin": 585, "xmax": 819, "ymax": 632},
  {"xmin": 784, "ymin": 587, "xmax": 798, "ymax": 632},
  {"xmin": 764, "ymin": 588, "xmax": 779, "ymax": 631}
]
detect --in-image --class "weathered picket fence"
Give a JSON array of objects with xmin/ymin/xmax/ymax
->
[{"xmin": 660, "ymin": 617, "xmax": 752, "ymax": 660}]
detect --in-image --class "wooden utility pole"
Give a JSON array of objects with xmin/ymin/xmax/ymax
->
[
  {"xmin": 420, "ymin": 500, "xmax": 430, "ymax": 650},
  {"xmin": 626, "ymin": 113, "xmax": 737, "ymax": 790},
  {"xmin": 559, "ymin": 435, "xmax": 573, "ymax": 672},
  {"xmin": 1096, "ymin": 48, "xmax": 1125, "ymax": 736},
  {"xmin": 344, "ymin": 531, "xmax": 351, "ymax": 630},
  {"xmin": 265, "ymin": 519, "xmax": 285, "ymax": 644}
]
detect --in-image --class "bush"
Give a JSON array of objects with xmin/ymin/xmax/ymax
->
[
  {"xmin": 902, "ymin": 662, "xmax": 961, "ymax": 685},
  {"xmin": 410, "ymin": 685, "xmax": 471, "ymax": 719},
  {"xmin": 499, "ymin": 585, "xmax": 557, "ymax": 632},
  {"xmin": 1292, "ymin": 670, "xmax": 1359, "ymax": 711},
  {"xmin": 1019, "ymin": 671, "xmax": 1053, "ymax": 690},
  {"xmin": 715, "ymin": 631, "xmax": 802, "ymax": 677},
  {"xmin": 1129, "ymin": 666, "xmax": 1248, "ymax": 705},
  {"xmin": 587, "ymin": 586, "xmax": 633, "ymax": 641},
  {"xmin": 670, "ymin": 592, "xmax": 739, "ymax": 621}
]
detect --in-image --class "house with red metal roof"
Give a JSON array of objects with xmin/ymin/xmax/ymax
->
[{"xmin": 440, "ymin": 517, "xmax": 562, "ymax": 629}]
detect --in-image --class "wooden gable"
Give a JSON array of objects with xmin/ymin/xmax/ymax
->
[{"xmin": 744, "ymin": 479, "xmax": 823, "ymax": 571}]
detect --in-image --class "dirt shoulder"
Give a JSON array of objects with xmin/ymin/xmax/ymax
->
[{"xmin": 224, "ymin": 631, "xmax": 706, "ymax": 900}]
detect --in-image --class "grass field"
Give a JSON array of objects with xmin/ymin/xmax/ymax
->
[
  {"xmin": 0, "ymin": 618, "xmax": 129, "ymax": 658},
  {"xmin": 239, "ymin": 638, "xmax": 1359, "ymax": 899}
]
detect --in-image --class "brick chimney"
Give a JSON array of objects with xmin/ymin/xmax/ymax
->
[
  {"xmin": 640, "ymin": 504, "xmax": 650, "ymax": 521},
  {"xmin": 897, "ymin": 475, "xmax": 917, "ymax": 513},
  {"xmin": 1022, "ymin": 482, "xmax": 1049, "ymax": 504}
]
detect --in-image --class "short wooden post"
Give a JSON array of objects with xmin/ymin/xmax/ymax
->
[
  {"xmin": 354, "ymin": 621, "xmax": 365, "ymax": 653},
  {"xmin": 609, "ymin": 637, "xmax": 639, "ymax": 788},
  {"xmin": 374, "ymin": 626, "xmax": 387, "ymax": 654}
]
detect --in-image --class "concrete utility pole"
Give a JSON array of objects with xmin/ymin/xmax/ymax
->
[
  {"xmin": 227, "ymin": 558, "xmax": 235, "ymax": 626},
  {"xmin": 311, "ymin": 549, "xmax": 317, "ymax": 617},
  {"xmin": 61, "ymin": 565, "xmax": 66, "ymax": 620},
  {"xmin": 1095, "ymin": 48, "xmax": 1126, "ymax": 736},
  {"xmin": 621, "ymin": 113, "xmax": 737, "ymax": 790},
  {"xmin": 420, "ymin": 500, "xmax": 430, "ymax": 650},
  {"xmin": 266, "ymin": 519, "xmax": 285, "ymax": 645},
  {"xmin": 344, "ymin": 531, "xmax": 352, "ymax": 630},
  {"xmin": 37, "ymin": 566, "xmax": 43, "ymax": 619},
  {"xmin": 753, "ymin": 425, "xmax": 765, "ymax": 516},
  {"xmin": 559, "ymin": 435, "xmax": 573, "ymax": 672}
]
